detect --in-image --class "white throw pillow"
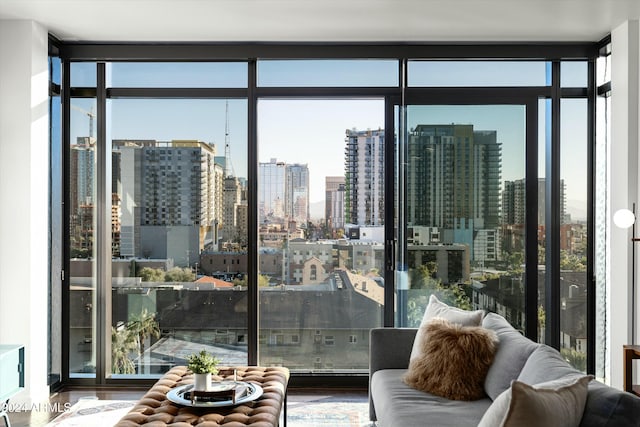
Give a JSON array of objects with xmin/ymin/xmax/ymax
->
[
  {"xmin": 477, "ymin": 375, "xmax": 592, "ymax": 427},
  {"xmin": 409, "ymin": 294, "xmax": 484, "ymax": 362}
]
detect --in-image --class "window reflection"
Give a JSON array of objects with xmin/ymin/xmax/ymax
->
[
  {"xmin": 69, "ymin": 98, "xmax": 98, "ymax": 377},
  {"xmin": 402, "ymin": 106, "xmax": 526, "ymax": 333}
]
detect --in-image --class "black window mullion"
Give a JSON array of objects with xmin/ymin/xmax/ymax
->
[
  {"xmin": 61, "ymin": 59, "xmax": 72, "ymax": 384},
  {"xmin": 106, "ymin": 87, "xmax": 248, "ymax": 98},
  {"xmin": 247, "ymin": 60, "xmax": 258, "ymax": 366},
  {"xmin": 59, "ymin": 43, "xmax": 597, "ymax": 62},
  {"xmin": 95, "ymin": 62, "xmax": 112, "ymax": 383},
  {"xmin": 545, "ymin": 61, "xmax": 561, "ymax": 350},
  {"xmin": 388, "ymin": 58, "xmax": 407, "ymax": 328},
  {"xmin": 586, "ymin": 58, "xmax": 596, "ymax": 374},
  {"xmin": 384, "ymin": 94, "xmax": 398, "ymax": 327},
  {"xmin": 525, "ymin": 99, "xmax": 540, "ymax": 340},
  {"xmin": 254, "ymin": 87, "xmax": 399, "ymax": 98}
]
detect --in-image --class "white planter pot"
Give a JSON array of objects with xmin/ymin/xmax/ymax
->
[{"xmin": 193, "ymin": 373, "xmax": 212, "ymax": 391}]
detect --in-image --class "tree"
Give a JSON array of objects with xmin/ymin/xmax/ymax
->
[
  {"xmin": 560, "ymin": 250, "xmax": 586, "ymax": 272},
  {"xmin": 561, "ymin": 348, "xmax": 586, "ymax": 372},
  {"xmin": 139, "ymin": 267, "xmax": 164, "ymax": 282},
  {"xmin": 111, "ymin": 326, "xmax": 137, "ymax": 374},
  {"xmin": 258, "ymin": 274, "xmax": 270, "ymax": 287},
  {"xmin": 405, "ymin": 264, "xmax": 473, "ymax": 327},
  {"xmin": 406, "ymin": 295, "xmax": 430, "ymax": 328},
  {"xmin": 505, "ymin": 251, "xmax": 524, "ymax": 274},
  {"xmin": 409, "ymin": 264, "xmax": 439, "ymax": 291},
  {"xmin": 538, "ymin": 245, "xmax": 546, "ymax": 265},
  {"xmin": 111, "ymin": 309, "xmax": 161, "ymax": 374},
  {"xmin": 234, "ymin": 274, "xmax": 270, "ymax": 287},
  {"xmin": 165, "ymin": 267, "xmax": 195, "ymax": 282},
  {"xmin": 128, "ymin": 309, "xmax": 160, "ymax": 372},
  {"xmin": 538, "ymin": 305, "xmax": 546, "ymax": 342}
]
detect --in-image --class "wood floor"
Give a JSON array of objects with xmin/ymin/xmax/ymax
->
[{"xmin": 5, "ymin": 387, "xmax": 368, "ymax": 427}]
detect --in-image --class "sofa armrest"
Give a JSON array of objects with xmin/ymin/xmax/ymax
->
[
  {"xmin": 369, "ymin": 327, "xmax": 417, "ymax": 421},
  {"xmin": 369, "ymin": 327, "xmax": 417, "ymax": 374}
]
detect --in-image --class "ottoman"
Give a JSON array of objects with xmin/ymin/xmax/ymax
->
[{"xmin": 114, "ymin": 365, "xmax": 290, "ymax": 427}]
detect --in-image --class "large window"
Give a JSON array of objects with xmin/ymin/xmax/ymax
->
[
  {"xmin": 257, "ymin": 98, "xmax": 385, "ymax": 372},
  {"xmin": 108, "ymin": 98, "xmax": 249, "ymax": 377},
  {"xmin": 58, "ymin": 46, "xmax": 597, "ymax": 384},
  {"xmin": 67, "ymin": 62, "xmax": 250, "ymax": 380}
]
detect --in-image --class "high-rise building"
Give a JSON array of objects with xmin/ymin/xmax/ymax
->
[
  {"xmin": 473, "ymin": 130, "xmax": 502, "ymax": 229},
  {"xmin": 501, "ymin": 178, "xmax": 566, "ymax": 226},
  {"xmin": 501, "ymin": 179, "xmax": 525, "ymax": 225},
  {"xmin": 407, "ymin": 124, "xmax": 502, "ymax": 230},
  {"xmin": 285, "ymin": 163, "xmax": 310, "ymax": 225},
  {"xmin": 406, "ymin": 124, "xmax": 502, "ymax": 262},
  {"xmin": 112, "ymin": 139, "xmax": 222, "ymax": 265},
  {"xmin": 325, "ymin": 176, "xmax": 346, "ymax": 232},
  {"xmin": 113, "ymin": 140, "xmax": 151, "ymax": 258},
  {"xmin": 70, "ymin": 137, "xmax": 96, "ymax": 215},
  {"xmin": 259, "ymin": 158, "xmax": 287, "ymax": 222},
  {"xmin": 344, "ymin": 128, "xmax": 385, "ymax": 226},
  {"xmin": 222, "ymin": 176, "xmax": 245, "ymax": 244},
  {"xmin": 69, "ymin": 137, "xmax": 96, "ymax": 256}
]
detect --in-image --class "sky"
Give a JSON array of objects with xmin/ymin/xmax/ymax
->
[
  {"xmin": 257, "ymin": 99, "xmax": 384, "ymax": 204},
  {"xmin": 68, "ymin": 60, "xmax": 590, "ymax": 220}
]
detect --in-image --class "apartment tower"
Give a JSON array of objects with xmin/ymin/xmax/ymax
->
[{"xmin": 344, "ymin": 128, "xmax": 385, "ymax": 226}]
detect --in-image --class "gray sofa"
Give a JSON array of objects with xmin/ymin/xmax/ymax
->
[{"xmin": 369, "ymin": 312, "xmax": 640, "ymax": 426}]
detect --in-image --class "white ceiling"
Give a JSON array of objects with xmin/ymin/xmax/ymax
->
[{"xmin": 0, "ymin": 0, "xmax": 638, "ymax": 43}]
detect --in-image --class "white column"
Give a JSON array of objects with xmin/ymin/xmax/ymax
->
[
  {"xmin": 608, "ymin": 19, "xmax": 640, "ymax": 389},
  {"xmin": 0, "ymin": 20, "xmax": 50, "ymax": 404}
]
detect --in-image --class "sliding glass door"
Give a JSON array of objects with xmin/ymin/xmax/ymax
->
[
  {"xmin": 58, "ymin": 49, "xmax": 595, "ymax": 384},
  {"xmin": 396, "ymin": 103, "xmax": 529, "ymax": 333}
]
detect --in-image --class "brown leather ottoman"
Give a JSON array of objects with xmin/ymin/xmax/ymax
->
[{"xmin": 114, "ymin": 365, "xmax": 290, "ymax": 427}]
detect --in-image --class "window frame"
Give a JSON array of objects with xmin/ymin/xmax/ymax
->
[{"xmin": 57, "ymin": 42, "xmax": 598, "ymax": 388}]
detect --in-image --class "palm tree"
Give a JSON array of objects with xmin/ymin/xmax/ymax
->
[
  {"xmin": 127, "ymin": 309, "xmax": 161, "ymax": 373},
  {"xmin": 111, "ymin": 326, "xmax": 137, "ymax": 374}
]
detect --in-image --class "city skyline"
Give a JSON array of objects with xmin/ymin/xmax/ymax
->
[{"xmin": 70, "ymin": 97, "xmax": 588, "ymax": 222}]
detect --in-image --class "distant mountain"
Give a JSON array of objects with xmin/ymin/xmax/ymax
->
[{"xmin": 565, "ymin": 199, "xmax": 587, "ymax": 222}]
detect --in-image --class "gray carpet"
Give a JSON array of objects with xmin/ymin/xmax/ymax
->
[
  {"xmin": 287, "ymin": 398, "xmax": 374, "ymax": 426},
  {"xmin": 45, "ymin": 398, "xmax": 376, "ymax": 427}
]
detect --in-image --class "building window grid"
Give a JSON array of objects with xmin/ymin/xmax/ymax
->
[{"xmin": 61, "ymin": 50, "xmax": 595, "ymax": 384}]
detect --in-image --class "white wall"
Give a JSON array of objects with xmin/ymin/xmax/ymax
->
[
  {"xmin": 608, "ymin": 19, "xmax": 640, "ymax": 389},
  {"xmin": 0, "ymin": 20, "xmax": 50, "ymax": 404}
]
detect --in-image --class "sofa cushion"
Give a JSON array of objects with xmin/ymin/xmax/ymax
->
[
  {"xmin": 482, "ymin": 313, "xmax": 540, "ymax": 400},
  {"xmin": 517, "ymin": 345, "xmax": 582, "ymax": 385},
  {"xmin": 372, "ymin": 369, "xmax": 493, "ymax": 427},
  {"xmin": 579, "ymin": 381, "xmax": 640, "ymax": 427},
  {"xmin": 404, "ymin": 318, "xmax": 498, "ymax": 400},
  {"xmin": 410, "ymin": 294, "xmax": 484, "ymax": 362},
  {"xmin": 478, "ymin": 375, "xmax": 592, "ymax": 427}
]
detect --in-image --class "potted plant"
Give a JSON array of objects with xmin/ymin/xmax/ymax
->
[{"xmin": 187, "ymin": 350, "xmax": 220, "ymax": 391}]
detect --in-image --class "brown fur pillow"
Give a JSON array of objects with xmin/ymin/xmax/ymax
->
[{"xmin": 404, "ymin": 317, "xmax": 499, "ymax": 401}]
